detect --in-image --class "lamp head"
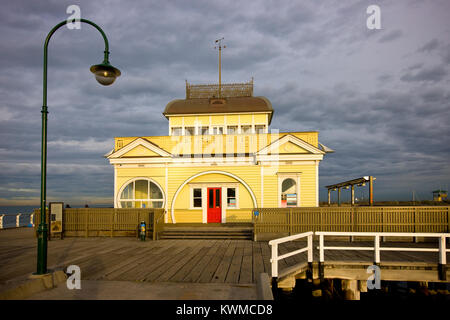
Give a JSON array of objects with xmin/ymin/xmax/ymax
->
[{"xmin": 90, "ymin": 62, "xmax": 121, "ymax": 86}]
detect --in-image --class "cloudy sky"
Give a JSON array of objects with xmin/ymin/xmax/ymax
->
[{"xmin": 0, "ymin": 0, "xmax": 449, "ymax": 206}]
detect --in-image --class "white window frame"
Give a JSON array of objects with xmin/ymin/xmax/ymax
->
[
  {"xmin": 226, "ymin": 186, "xmax": 239, "ymax": 209},
  {"xmin": 255, "ymin": 124, "xmax": 267, "ymax": 134},
  {"xmin": 117, "ymin": 177, "xmax": 165, "ymax": 208},
  {"xmin": 277, "ymin": 173, "xmax": 301, "ymax": 208},
  {"xmin": 171, "ymin": 127, "xmax": 182, "ymax": 136},
  {"xmin": 185, "ymin": 126, "xmax": 195, "ymax": 136},
  {"xmin": 211, "ymin": 126, "xmax": 224, "ymax": 135},
  {"xmin": 200, "ymin": 126, "xmax": 210, "ymax": 135},
  {"xmin": 241, "ymin": 124, "xmax": 252, "ymax": 134},
  {"xmin": 226, "ymin": 125, "xmax": 238, "ymax": 135},
  {"xmin": 190, "ymin": 187, "xmax": 203, "ymax": 209}
]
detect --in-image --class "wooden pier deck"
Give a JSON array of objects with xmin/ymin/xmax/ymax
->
[{"xmin": 1, "ymin": 228, "xmax": 448, "ymax": 290}]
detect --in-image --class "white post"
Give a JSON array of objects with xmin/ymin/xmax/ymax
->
[
  {"xmin": 271, "ymin": 243, "xmax": 278, "ymax": 278},
  {"xmin": 0, "ymin": 214, "xmax": 4, "ymax": 229},
  {"xmin": 16, "ymin": 214, "xmax": 21, "ymax": 228},
  {"xmin": 374, "ymin": 235, "xmax": 380, "ymax": 264},
  {"xmin": 439, "ymin": 236, "xmax": 447, "ymax": 265},
  {"xmin": 307, "ymin": 233, "xmax": 313, "ymax": 263},
  {"xmin": 319, "ymin": 234, "xmax": 324, "ymax": 262},
  {"xmin": 30, "ymin": 214, "xmax": 34, "ymax": 227}
]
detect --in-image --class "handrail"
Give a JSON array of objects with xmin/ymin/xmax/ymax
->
[
  {"xmin": 0, "ymin": 213, "xmax": 34, "ymax": 229},
  {"xmin": 316, "ymin": 231, "xmax": 450, "ymax": 280},
  {"xmin": 268, "ymin": 231, "xmax": 313, "ymax": 278}
]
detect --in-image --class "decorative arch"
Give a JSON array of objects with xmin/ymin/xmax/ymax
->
[
  {"xmin": 116, "ymin": 177, "xmax": 165, "ymax": 208},
  {"xmin": 170, "ymin": 170, "xmax": 258, "ymax": 223}
]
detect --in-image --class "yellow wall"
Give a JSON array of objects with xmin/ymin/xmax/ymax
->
[{"xmin": 115, "ymin": 162, "xmax": 318, "ymax": 223}]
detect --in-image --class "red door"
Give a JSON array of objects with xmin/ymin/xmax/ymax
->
[{"xmin": 207, "ymin": 188, "xmax": 221, "ymax": 223}]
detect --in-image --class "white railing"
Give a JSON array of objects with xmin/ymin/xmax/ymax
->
[
  {"xmin": 269, "ymin": 231, "xmax": 450, "ymax": 280},
  {"xmin": 316, "ymin": 231, "xmax": 450, "ymax": 267},
  {"xmin": 0, "ymin": 213, "xmax": 34, "ymax": 229},
  {"xmin": 268, "ymin": 231, "xmax": 313, "ymax": 278}
]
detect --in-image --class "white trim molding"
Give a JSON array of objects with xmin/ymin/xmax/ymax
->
[{"xmin": 107, "ymin": 137, "xmax": 172, "ymax": 158}]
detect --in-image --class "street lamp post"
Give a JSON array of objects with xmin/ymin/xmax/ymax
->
[{"xmin": 37, "ymin": 19, "xmax": 121, "ymax": 275}]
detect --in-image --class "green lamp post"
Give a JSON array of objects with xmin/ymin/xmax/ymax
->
[{"xmin": 37, "ymin": 19, "xmax": 120, "ymax": 275}]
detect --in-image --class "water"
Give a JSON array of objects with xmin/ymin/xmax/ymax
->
[
  {"xmin": 0, "ymin": 205, "xmax": 108, "ymax": 229},
  {"xmin": 275, "ymin": 279, "xmax": 450, "ymax": 302},
  {"xmin": 0, "ymin": 205, "xmax": 38, "ymax": 216}
]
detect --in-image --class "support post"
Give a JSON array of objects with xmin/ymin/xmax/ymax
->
[
  {"xmin": 0, "ymin": 214, "xmax": 4, "ymax": 229},
  {"xmin": 351, "ymin": 185, "xmax": 355, "ymax": 206},
  {"xmin": 85, "ymin": 210, "xmax": 89, "ymax": 238},
  {"xmin": 438, "ymin": 235, "xmax": 447, "ymax": 281},
  {"xmin": 271, "ymin": 243, "xmax": 278, "ymax": 278},
  {"xmin": 337, "ymin": 188, "xmax": 341, "ymax": 207},
  {"xmin": 289, "ymin": 208, "xmax": 292, "ymax": 236},
  {"xmin": 319, "ymin": 234, "xmax": 324, "ymax": 280},
  {"xmin": 374, "ymin": 235, "xmax": 380, "ymax": 265},
  {"xmin": 307, "ymin": 233, "xmax": 313, "ymax": 281},
  {"xmin": 16, "ymin": 214, "xmax": 21, "ymax": 228},
  {"xmin": 327, "ymin": 189, "xmax": 331, "ymax": 206},
  {"xmin": 369, "ymin": 176, "xmax": 374, "ymax": 206}
]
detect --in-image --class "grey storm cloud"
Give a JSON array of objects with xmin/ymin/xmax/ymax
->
[{"xmin": 0, "ymin": 0, "xmax": 449, "ymax": 205}]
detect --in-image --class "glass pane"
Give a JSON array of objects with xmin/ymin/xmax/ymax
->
[
  {"xmin": 241, "ymin": 125, "xmax": 252, "ymax": 134},
  {"xmin": 120, "ymin": 201, "xmax": 132, "ymax": 208},
  {"xmin": 120, "ymin": 183, "xmax": 133, "ymax": 199},
  {"xmin": 227, "ymin": 198, "xmax": 236, "ymax": 208},
  {"xmin": 172, "ymin": 127, "xmax": 182, "ymax": 136},
  {"xmin": 142, "ymin": 201, "xmax": 151, "ymax": 208},
  {"xmin": 282, "ymin": 178, "xmax": 296, "ymax": 193},
  {"xmin": 150, "ymin": 182, "xmax": 163, "ymax": 199},
  {"xmin": 209, "ymin": 189, "xmax": 214, "ymax": 208},
  {"xmin": 227, "ymin": 188, "xmax": 235, "ymax": 198},
  {"xmin": 227, "ymin": 126, "xmax": 237, "ymax": 134},
  {"xmin": 201, "ymin": 127, "xmax": 209, "ymax": 135},
  {"xmin": 215, "ymin": 189, "xmax": 220, "ymax": 207},
  {"xmin": 185, "ymin": 127, "xmax": 195, "ymax": 136},
  {"xmin": 193, "ymin": 198, "xmax": 202, "ymax": 208},
  {"xmin": 193, "ymin": 188, "xmax": 202, "ymax": 198},
  {"xmin": 151, "ymin": 201, "xmax": 163, "ymax": 208},
  {"xmin": 135, "ymin": 180, "xmax": 148, "ymax": 199},
  {"xmin": 286, "ymin": 194, "xmax": 297, "ymax": 207},
  {"xmin": 255, "ymin": 125, "xmax": 265, "ymax": 134}
]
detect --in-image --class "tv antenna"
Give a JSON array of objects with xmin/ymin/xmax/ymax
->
[{"xmin": 214, "ymin": 37, "xmax": 226, "ymax": 97}]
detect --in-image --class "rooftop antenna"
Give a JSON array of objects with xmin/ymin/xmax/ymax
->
[{"xmin": 214, "ymin": 37, "xmax": 226, "ymax": 98}]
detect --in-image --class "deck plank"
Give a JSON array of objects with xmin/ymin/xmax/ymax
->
[
  {"xmin": 197, "ymin": 240, "xmax": 230, "ymax": 283},
  {"xmin": 211, "ymin": 241, "xmax": 238, "ymax": 283},
  {"xmin": 252, "ymin": 241, "xmax": 264, "ymax": 282},
  {"xmin": 182, "ymin": 240, "xmax": 219, "ymax": 282}
]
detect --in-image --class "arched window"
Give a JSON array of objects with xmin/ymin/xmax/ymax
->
[
  {"xmin": 281, "ymin": 178, "xmax": 297, "ymax": 207},
  {"xmin": 118, "ymin": 179, "xmax": 164, "ymax": 208}
]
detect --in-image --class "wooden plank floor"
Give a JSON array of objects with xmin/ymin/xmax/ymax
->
[{"xmin": 0, "ymin": 228, "xmax": 446, "ymax": 287}]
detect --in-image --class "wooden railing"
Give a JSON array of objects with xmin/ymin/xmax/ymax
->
[
  {"xmin": 33, "ymin": 208, "xmax": 166, "ymax": 238},
  {"xmin": 253, "ymin": 207, "xmax": 450, "ymax": 239}
]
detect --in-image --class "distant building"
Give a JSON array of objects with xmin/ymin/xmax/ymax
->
[
  {"xmin": 432, "ymin": 190, "xmax": 447, "ymax": 202},
  {"xmin": 105, "ymin": 80, "xmax": 333, "ymax": 223}
]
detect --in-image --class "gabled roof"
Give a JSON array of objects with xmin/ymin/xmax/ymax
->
[
  {"xmin": 256, "ymin": 134, "xmax": 325, "ymax": 155},
  {"xmin": 106, "ymin": 137, "xmax": 172, "ymax": 159}
]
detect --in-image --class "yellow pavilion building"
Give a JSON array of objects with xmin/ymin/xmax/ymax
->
[{"xmin": 105, "ymin": 80, "xmax": 333, "ymax": 224}]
